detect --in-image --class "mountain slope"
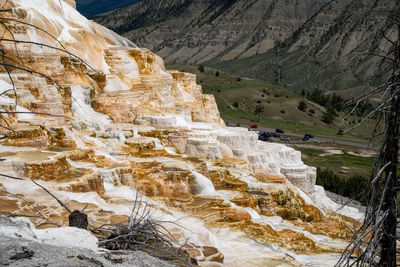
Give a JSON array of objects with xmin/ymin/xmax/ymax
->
[{"xmin": 95, "ymin": 0, "xmax": 395, "ymax": 95}]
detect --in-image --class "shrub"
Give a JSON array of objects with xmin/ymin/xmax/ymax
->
[
  {"xmin": 237, "ymin": 77, "xmax": 242, "ymax": 82},
  {"xmin": 298, "ymin": 100, "xmax": 308, "ymax": 111},
  {"xmin": 233, "ymin": 102, "xmax": 239, "ymax": 108},
  {"xmin": 215, "ymin": 70, "xmax": 220, "ymax": 77},
  {"xmin": 198, "ymin": 64, "xmax": 205, "ymax": 73},
  {"xmin": 309, "ymin": 108, "xmax": 315, "ymax": 114},
  {"xmin": 316, "ymin": 168, "xmax": 369, "ymax": 205},
  {"xmin": 275, "ymin": 190, "xmax": 291, "ymax": 206},
  {"xmin": 280, "ymin": 110, "xmax": 285, "ymax": 114},
  {"xmin": 322, "ymin": 108, "xmax": 335, "ymax": 124}
]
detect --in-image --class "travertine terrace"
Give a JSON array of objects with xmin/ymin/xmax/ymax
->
[{"xmin": 0, "ymin": 1, "xmax": 362, "ymax": 266}]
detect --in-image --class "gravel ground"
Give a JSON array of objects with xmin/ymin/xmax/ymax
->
[
  {"xmin": 0, "ymin": 216, "xmax": 176, "ymax": 267},
  {"xmin": 325, "ymin": 190, "xmax": 366, "ymax": 214}
]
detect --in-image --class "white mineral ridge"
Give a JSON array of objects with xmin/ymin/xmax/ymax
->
[
  {"xmin": 313, "ymin": 185, "xmax": 364, "ymax": 220},
  {"xmin": 0, "ymin": 216, "xmax": 99, "ymax": 251},
  {"xmin": 13, "ymin": 0, "xmax": 136, "ymax": 71}
]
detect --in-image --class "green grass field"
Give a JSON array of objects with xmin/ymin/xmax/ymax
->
[
  {"xmin": 289, "ymin": 144, "xmax": 375, "ymax": 177},
  {"xmin": 167, "ymin": 64, "xmax": 378, "ymax": 144}
]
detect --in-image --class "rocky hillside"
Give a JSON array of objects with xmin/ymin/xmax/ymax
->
[
  {"xmin": 95, "ymin": 0, "xmax": 396, "ymax": 95},
  {"xmin": 0, "ymin": 0, "xmax": 363, "ymax": 266}
]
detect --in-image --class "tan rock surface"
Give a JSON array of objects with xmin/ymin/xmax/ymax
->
[{"xmin": 0, "ymin": 1, "xmax": 363, "ymax": 266}]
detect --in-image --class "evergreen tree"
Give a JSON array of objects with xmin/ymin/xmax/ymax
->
[
  {"xmin": 297, "ymin": 100, "xmax": 307, "ymax": 111},
  {"xmin": 198, "ymin": 64, "xmax": 205, "ymax": 73}
]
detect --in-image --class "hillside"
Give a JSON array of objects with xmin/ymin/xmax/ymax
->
[
  {"xmin": 170, "ymin": 65, "xmax": 377, "ymax": 143},
  {"xmin": 95, "ymin": 0, "xmax": 396, "ymax": 95}
]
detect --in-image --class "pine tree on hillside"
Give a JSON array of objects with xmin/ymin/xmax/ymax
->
[{"xmin": 297, "ymin": 100, "xmax": 307, "ymax": 111}]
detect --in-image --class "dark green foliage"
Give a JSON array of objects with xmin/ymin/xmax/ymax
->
[
  {"xmin": 254, "ymin": 104, "xmax": 264, "ymax": 116},
  {"xmin": 321, "ymin": 107, "xmax": 336, "ymax": 124},
  {"xmin": 198, "ymin": 64, "xmax": 205, "ymax": 73},
  {"xmin": 215, "ymin": 70, "xmax": 220, "ymax": 77},
  {"xmin": 280, "ymin": 110, "xmax": 285, "ymax": 114},
  {"xmin": 305, "ymin": 88, "xmax": 375, "ymax": 118},
  {"xmin": 321, "ymin": 113, "xmax": 334, "ymax": 124},
  {"xmin": 233, "ymin": 102, "xmax": 239, "ymax": 108},
  {"xmin": 257, "ymin": 100, "xmax": 261, "ymax": 104},
  {"xmin": 316, "ymin": 168, "xmax": 369, "ymax": 205},
  {"xmin": 309, "ymin": 108, "xmax": 315, "ymax": 114},
  {"xmin": 306, "ymin": 88, "xmax": 326, "ymax": 106},
  {"xmin": 301, "ymin": 89, "xmax": 306, "ymax": 97},
  {"xmin": 354, "ymin": 99, "xmax": 374, "ymax": 116},
  {"xmin": 306, "ymin": 88, "xmax": 345, "ymax": 111},
  {"xmin": 237, "ymin": 77, "xmax": 242, "ymax": 82},
  {"xmin": 298, "ymin": 100, "xmax": 308, "ymax": 111}
]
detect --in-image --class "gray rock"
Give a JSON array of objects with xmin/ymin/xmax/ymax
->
[
  {"xmin": 0, "ymin": 216, "xmax": 176, "ymax": 267},
  {"xmin": 0, "ymin": 235, "xmax": 176, "ymax": 267}
]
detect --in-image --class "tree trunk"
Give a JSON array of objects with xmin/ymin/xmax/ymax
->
[
  {"xmin": 379, "ymin": 9, "xmax": 400, "ymax": 265},
  {"xmin": 379, "ymin": 95, "xmax": 400, "ymax": 266},
  {"xmin": 69, "ymin": 210, "xmax": 88, "ymax": 230}
]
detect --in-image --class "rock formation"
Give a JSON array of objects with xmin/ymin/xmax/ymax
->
[{"xmin": 0, "ymin": 0, "xmax": 362, "ymax": 266}]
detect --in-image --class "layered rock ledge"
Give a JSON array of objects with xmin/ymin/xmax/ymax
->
[{"xmin": 0, "ymin": 1, "xmax": 362, "ymax": 266}]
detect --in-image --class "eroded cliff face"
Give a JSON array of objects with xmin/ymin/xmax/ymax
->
[
  {"xmin": 0, "ymin": 0, "xmax": 361, "ymax": 266},
  {"xmin": 95, "ymin": 0, "xmax": 396, "ymax": 94}
]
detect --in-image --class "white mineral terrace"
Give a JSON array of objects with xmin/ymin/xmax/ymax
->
[{"xmin": 0, "ymin": 0, "xmax": 364, "ymax": 266}]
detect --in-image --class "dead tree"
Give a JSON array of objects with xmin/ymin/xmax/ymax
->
[
  {"xmin": 338, "ymin": 3, "xmax": 400, "ymax": 266},
  {"xmin": 254, "ymin": 103, "xmax": 264, "ymax": 121},
  {"xmin": 91, "ymin": 192, "xmax": 194, "ymax": 266}
]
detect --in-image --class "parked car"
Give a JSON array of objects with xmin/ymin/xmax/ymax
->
[
  {"xmin": 258, "ymin": 131, "xmax": 270, "ymax": 141},
  {"xmin": 280, "ymin": 137, "xmax": 291, "ymax": 142},
  {"xmin": 304, "ymin": 133, "xmax": 314, "ymax": 138},
  {"xmin": 302, "ymin": 136, "xmax": 310, "ymax": 142},
  {"xmin": 276, "ymin": 128, "xmax": 284, "ymax": 133},
  {"xmin": 250, "ymin": 125, "xmax": 258, "ymax": 129}
]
